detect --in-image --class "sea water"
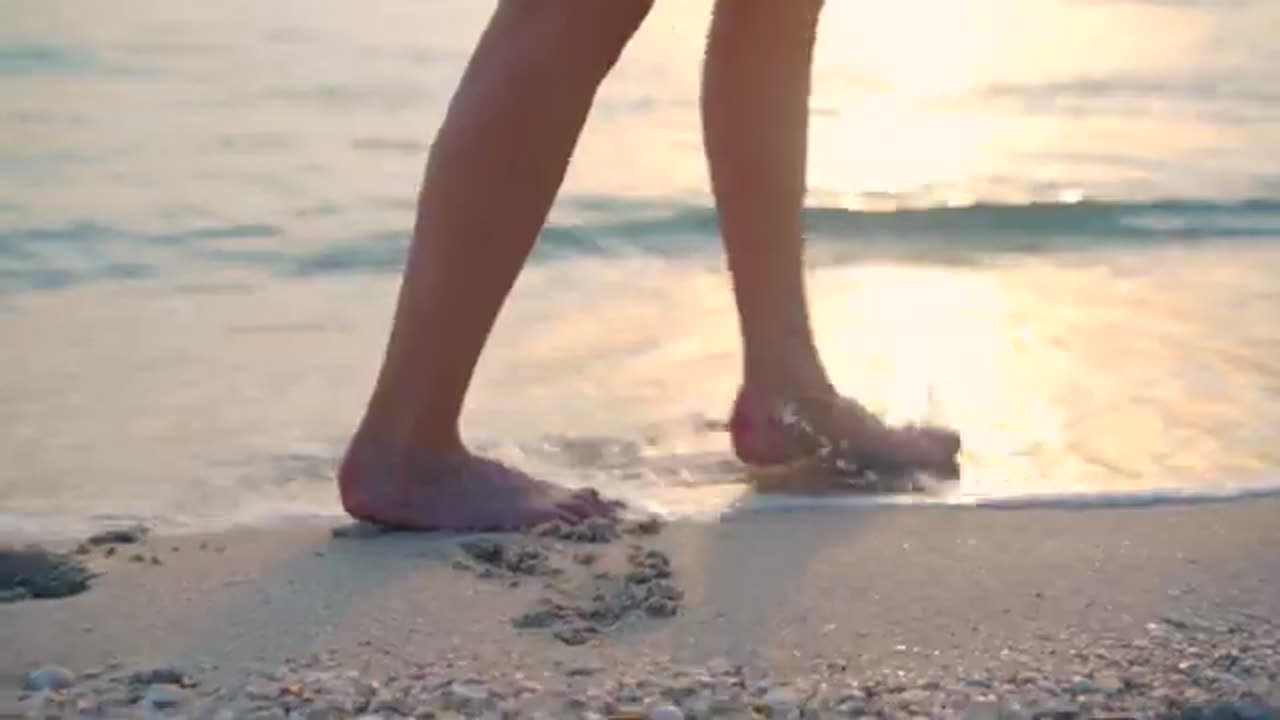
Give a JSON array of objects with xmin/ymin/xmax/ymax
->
[{"xmin": 2, "ymin": 0, "xmax": 1279, "ymax": 538}]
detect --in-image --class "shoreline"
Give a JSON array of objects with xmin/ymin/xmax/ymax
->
[
  {"xmin": 3, "ymin": 498, "xmax": 1278, "ymax": 717},
  {"xmin": 5, "ymin": 478, "xmax": 1280, "ymax": 548}
]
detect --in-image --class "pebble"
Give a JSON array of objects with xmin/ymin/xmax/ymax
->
[
  {"xmin": 1095, "ymin": 671, "xmax": 1125, "ymax": 694},
  {"xmin": 1071, "ymin": 676, "xmax": 1094, "ymax": 694},
  {"xmin": 24, "ymin": 665, "xmax": 76, "ymax": 692},
  {"xmin": 130, "ymin": 666, "xmax": 192, "ymax": 687},
  {"xmin": 85, "ymin": 523, "xmax": 149, "ymax": 545},
  {"xmin": 18, "ymin": 610, "xmax": 1280, "ymax": 719},
  {"xmin": 140, "ymin": 684, "xmax": 189, "ymax": 711},
  {"xmin": 963, "ymin": 698, "xmax": 1000, "ymax": 720},
  {"xmin": 553, "ymin": 625, "xmax": 597, "ymax": 646},
  {"xmin": 761, "ymin": 686, "xmax": 799, "ymax": 714},
  {"xmin": 649, "ymin": 704, "xmax": 684, "ymax": 720}
]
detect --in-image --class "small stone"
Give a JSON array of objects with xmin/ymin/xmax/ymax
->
[
  {"xmin": 1095, "ymin": 672, "xmax": 1124, "ymax": 694},
  {"xmin": 104, "ymin": 546, "xmax": 117, "ymax": 557},
  {"xmin": 447, "ymin": 680, "xmax": 489, "ymax": 702},
  {"xmin": 1220, "ymin": 672, "xmax": 1248, "ymax": 692},
  {"xmin": 514, "ymin": 679, "xmax": 543, "ymax": 696},
  {"xmin": 1037, "ymin": 702, "xmax": 1082, "ymax": 720},
  {"xmin": 554, "ymin": 625, "xmax": 597, "ymax": 646},
  {"xmin": 964, "ymin": 676, "xmax": 993, "ymax": 689},
  {"xmin": 140, "ymin": 684, "xmax": 189, "ymax": 711},
  {"xmin": 128, "ymin": 553, "xmax": 146, "ymax": 563},
  {"xmin": 962, "ymin": 699, "xmax": 999, "ymax": 720},
  {"xmin": 244, "ymin": 681, "xmax": 278, "ymax": 701},
  {"xmin": 85, "ymin": 524, "xmax": 148, "ymax": 546},
  {"xmin": 1232, "ymin": 698, "xmax": 1279, "ymax": 720},
  {"xmin": 129, "ymin": 666, "xmax": 191, "ymax": 687},
  {"xmin": 24, "ymin": 665, "xmax": 76, "ymax": 692},
  {"xmin": 149, "ymin": 555, "xmax": 163, "ymax": 566},
  {"xmin": 649, "ymin": 704, "xmax": 684, "ymax": 720},
  {"xmin": 761, "ymin": 686, "xmax": 799, "ymax": 715},
  {"xmin": 896, "ymin": 687, "xmax": 932, "ymax": 709},
  {"xmin": 998, "ymin": 698, "xmax": 1033, "ymax": 720},
  {"xmin": 1071, "ymin": 677, "xmax": 1095, "ymax": 694}
]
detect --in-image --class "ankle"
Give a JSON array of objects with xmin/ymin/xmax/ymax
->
[
  {"xmin": 353, "ymin": 401, "xmax": 464, "ymax": 457},
  {"xmin": 740, "ymin": 362, "xmax": 834, "ymax": 410}
]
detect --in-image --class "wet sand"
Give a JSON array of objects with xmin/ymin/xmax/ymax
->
[{"xmin": 2, "ymin": 498, "xmax": 1278, "ymax": 717}]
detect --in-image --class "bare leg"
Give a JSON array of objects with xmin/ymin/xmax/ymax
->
[
  {"xmin": 702, "ymin": 0, "xmax": 961, "ymax": 476},
  {"xmin": 339, "ymin": 0, "xmax": 653, "ymax": 530}
]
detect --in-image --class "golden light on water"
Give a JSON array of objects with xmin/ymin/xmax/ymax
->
[{"xmin": 808, "ymin": 97, "xmax": 1001, "ymax": 205}]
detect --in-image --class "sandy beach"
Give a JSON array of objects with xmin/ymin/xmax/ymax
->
[{"xmin": 3, "ymin": 497, "xmax": 1278, "ymax": 717}]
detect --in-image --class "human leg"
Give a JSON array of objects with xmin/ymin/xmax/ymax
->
[
  {"xmin": 339, "ymin": 0, "xmax": 654, "ymax": 530},
  {"xmin": 700, "ymin": 0, "xmax": 960, "ymax": 475}
]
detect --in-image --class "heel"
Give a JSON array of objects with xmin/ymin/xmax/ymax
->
[{"xmin": 728, "ymin": 389, "xmax": 805, "ymax": 467}]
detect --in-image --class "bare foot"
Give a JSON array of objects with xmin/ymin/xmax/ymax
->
[
  {"xmin": 338, "ymin": 439, "xmax": 618, "ymax": 532},
  {"xmin": 729, "ymin": 386, "xmax": 961, "ymax": 478}
]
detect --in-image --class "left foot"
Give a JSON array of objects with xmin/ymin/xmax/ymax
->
[{"xmin": 729, "ymin": 385, "xmax": 961, "ymax": 478}]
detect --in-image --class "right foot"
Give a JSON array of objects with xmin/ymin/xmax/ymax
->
[
  {"xmin": 338, "ymin": 441, "xmax": 618, "ymax": 532},
  {"xmin": 729, "ymin": 386, "xmax": 961, "ymax": 479}
]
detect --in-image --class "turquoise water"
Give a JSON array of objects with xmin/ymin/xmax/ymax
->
[{"xmin": 2, "ymin": 0, "xmax": 1279, "ymax": 537}]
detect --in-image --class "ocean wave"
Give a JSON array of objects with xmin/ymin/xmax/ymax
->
[{"xmin": 2, "ymin": 199, "xmax": 1280, "ymax": 292}]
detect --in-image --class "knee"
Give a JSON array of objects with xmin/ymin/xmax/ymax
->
[{"xmin": 499, "ymin": 0, "xmax": 654, "ymax": 76}]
